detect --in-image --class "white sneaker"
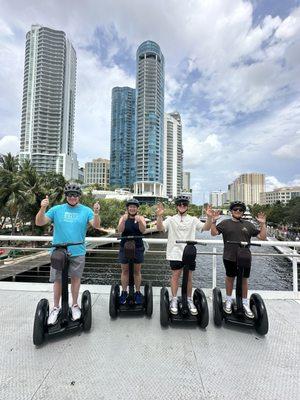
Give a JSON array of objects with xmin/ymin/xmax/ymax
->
[
  {"xmin": 243, "ymin": 303, "xmax": 254, "ymax": 319},
  {"xmin": 170, "ymin": 297, "xmax": 178, "ymax": 315},
  {"xmin": 187, "ymin": 299, "xmax": 198, "ymax": 315},
  {"xmin": 47, "ymin": 307, "xmax": 60, "ymax": 325},
  {"xmin": 71, "ymin": 304, "xmax": 81, "ymax": 321},
  {"xmin": 223, "ymin": 300, "xmax": 232, "ymax": 314}
]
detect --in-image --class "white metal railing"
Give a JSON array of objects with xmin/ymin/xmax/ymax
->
[{"xmin": 1, "ymin": 236, "xmax": 299, "ymax": 294}]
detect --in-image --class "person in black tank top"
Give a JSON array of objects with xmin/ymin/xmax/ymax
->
[
  {"xmin": 211, "ymin": 201, "xmax": 267, "ymax": 318},
  {"xmin": 117, "ymin": 199, "xmax": 146, "ymax": 305}
]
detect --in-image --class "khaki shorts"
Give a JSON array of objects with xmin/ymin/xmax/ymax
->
[{"xmin": 49, "ymin": 255, "xmax": 85, "ymax": 282}]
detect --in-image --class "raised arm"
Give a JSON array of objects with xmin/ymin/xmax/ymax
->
[
  {"xmin": 90, "ymin": 201, "xmax": 101, "ymax": 230},
  {"xmin": 210, "ymin": 210, "xmax": 221, "ymax": 236},
  {"xmin": 35, "ymin": 195, "xmax": 51, "ymax": 226},
  {"xmin": 202, "ymin": 204, "xmax": 213, "ymax": 231},
  {"xmin": 135, "ymin": 215, "xmax": 147, "ymax": 234},
  {"xmin": 117, "ymin": 213, "xmax": 128, "ymax": 234},
  {"xmin": 155, "ymin": 202, "xmax": 165, "ymax": 232},
  {"xmin": 256, "ymin": 212, "xmax": 267, "ymax": 240}
]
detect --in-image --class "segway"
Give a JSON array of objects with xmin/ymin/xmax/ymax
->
[
  {"xmin": 33, "ymin": 242, "xmax": 92, "ymax": 346},
  {"xmin": 160, "ymin": 241, "xmax": 209, "ymax": 328},
  {"xmin": 109, "ymin": 235, "xmax": 153, "ymax": 318},
  {"xmin": 212, "ymin": 241, "xmax": 269, "ymax": 335}
]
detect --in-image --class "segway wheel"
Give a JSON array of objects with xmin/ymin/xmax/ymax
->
[
  {"xmin": 212, "ymin": 287, "xmax": 223, "ymax": 327},
  {"xmin": 81, "ymin": 290, "xmax": 92, "ymax": 332},
  {"xmin": 250, "ymin": 293, "xmax": 269, "ymax": 335},
  {"xmin": 160, "ymin": 287, "xmax": 170, "ymax": 327},
  {"xmin": 193, "ymin": 288, "xmax": 209, "ymax": 328},
  {"xmin": 144, "ymin": 283, "xmax": 153, "ymax": 317},
  {"xmin": 33, "ymin": 298, "xmax": 49, "ymax": 346},
  {"xmin": 109, "ymin": 283, "xmax": 120, "ymax": 318}
]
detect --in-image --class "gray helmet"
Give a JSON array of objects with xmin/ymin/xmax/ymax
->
[
  {"xmin": 175, "ymin": 195, "xmax": 190, "ymax": 206},
  {"xmin": 126, "ymin": 198, "xmax": 140, "ymax": 208},
  {"xmin": 64, "ymin": 182, "xmax": 82, "ymax": 196},
  {"xmin": 229, "ymin": 201, "xmax": 246, "ymax": 212}
]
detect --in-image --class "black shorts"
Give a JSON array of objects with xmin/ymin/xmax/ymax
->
[
  {"xmin": 170, "ymin": 260, "xmax": 196, "ymax": 271},
  {"xmin": 118, "ymin": 246, "xmax": 144, "ymax": 264},
  {"xmin": 223, "ymin": 259, "xmax": 251, "ymax": 278}
]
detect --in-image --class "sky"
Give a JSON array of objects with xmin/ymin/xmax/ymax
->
[{"xmin": 0, "ymin": 0, "xmax": 300, "ymax": 204}]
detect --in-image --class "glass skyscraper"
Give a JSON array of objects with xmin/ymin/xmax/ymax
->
[
  {"xmin": 110, "ymin": 87, "xmax": 136, "ymax": 188},
  {"xmin": 19, "ymin": 25, "xmax": 77, "ymax": 179},
  {"xmin": 134, "ymin": 41, "xmax": 165, "ymax": 196}
]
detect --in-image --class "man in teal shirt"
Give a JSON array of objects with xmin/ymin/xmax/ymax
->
[{"xmin": 36, "ymin": 183, "xmax": 100, "ymax": 325}]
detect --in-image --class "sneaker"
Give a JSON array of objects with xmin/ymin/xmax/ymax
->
[
  {"xmin": 187, "ymin": 299, "xmax": 198, "ymax": 315},
  {"xmin": 47, "ymin": 307, "xmax": 60, "ymax": 325},
  {"xmin": 134, "ymin": 291, "xmax": 142, "ymax": 305},
  {"xmin": 170, "ymin": 297, "xmax": 178, "ymax": 315},
  {"xmin": 223, "ymin": 300, "xmax": 232, "ymax": 314},
  {"xmin": 243, "ymin": 303, "xmax": 254, "ymax": 319},
  {"xmin": 71, "ymin": 304, "xmax": 81, "ymax": 321},
  {"xmin": 120, "ymin": 291, "xmax": 128, "ymax": 305}
]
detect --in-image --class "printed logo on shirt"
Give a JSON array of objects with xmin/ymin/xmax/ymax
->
[
  {"xmin": 63, "ymin": 212, "xmax": 79, "ymax": 223},
  {"xmin": 242, "ymin": 227, "xmax": 248, "ymax": 233}
]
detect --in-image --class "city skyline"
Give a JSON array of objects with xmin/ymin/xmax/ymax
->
[{"xmin": 0, "ymin": 0, "xmax": 299, "ymax": 204}]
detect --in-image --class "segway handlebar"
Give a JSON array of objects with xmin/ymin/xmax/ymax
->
[
  {"xmin": 176, "ymin": 240, "xmax": 206, "ymax": 246},
  {"xmin": 227, "ymin": 241, "xmax": 261, "ymax": 247},
  {"xmin": 117, "ymin": 235, "xmax": 144, "ymax": 240},
  {"xmin": 51, "ymin": 242, "xmax": 84, "ymax": 249}
]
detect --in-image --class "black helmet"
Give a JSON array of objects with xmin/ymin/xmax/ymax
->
[
  {"xmin": 64, "ymin": 182, "xmax": 82, "ymax": 196},
  {"xmin": 229, "ymin": 201, "xmax": 246, "ymax": 212},
  {"xmin": 126, "ymin": 198, "xmax": 140, "ymax": 208},
  {"xmin": 175, "ymin": 195, "xmax": 190, "ymax": 206}
]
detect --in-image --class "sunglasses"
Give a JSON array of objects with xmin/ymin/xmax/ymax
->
[
  {"xmin": 232, "ymin": 207, "xmax": 243, "ymax": 212},
  {"xmin": 177, "ymin": 203, "xmax": 188, "ymax": 207},
  {"xmin": 67, "ymin": 193, "xmax": 79, "ymax": 198}
]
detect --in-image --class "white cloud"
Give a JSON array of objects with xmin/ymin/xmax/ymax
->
[{"xmin": 0, "ymin": 135, "xmax": 19, "ymax": 154}]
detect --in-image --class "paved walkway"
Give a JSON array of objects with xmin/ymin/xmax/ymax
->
[{"xmin": 0, "ymin": 284, "xmax": 299, "ymax": 400}]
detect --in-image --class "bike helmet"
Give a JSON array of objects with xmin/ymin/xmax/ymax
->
[
  {"xmin": 126, "ymin": 198, "xmax": 140, "ymax": 208},
  {"xmin": 229, "ymin": 201, "xmax": 246, "ymax": 212},
  {"xmin": 64, "ymin": 182, "xmax": 82, "ymax": 196},
  {"xmin": 175, "ymin": 195, "xmax": 190, "ymax": 206}
]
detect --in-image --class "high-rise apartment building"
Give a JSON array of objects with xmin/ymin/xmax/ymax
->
[
  {"xmin": 110, "ymin": 87, "xmax": 136, "ymax": 188},
  {"xmin": 84, "ymin": 158, "xmax": 110, "ymax": 187},
  {"xmin": 19, "ymin": 25, "xmax": 77, "ymax": 179},
  {"xmin": 134, "ymin": 41, "xmax": 165, "ymax": 196},
  {"xmin": 209, "ymin": 190, "xmax": 225, "ymax": 207},
  {"xmin": 163, "ymin": 112, "xmax": 183, "ymax": 199},
  {"xmin": 183, "ymin": 172, "xmax": 191, "ymax": 192},
  {"xmin": 227, "ymin": 173, "xmax": 265, "ymax": 205}
]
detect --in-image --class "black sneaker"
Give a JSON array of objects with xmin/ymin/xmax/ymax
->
[{"xmin": 134, "ymin": 291, "xmax": 142, "ymax": 305}]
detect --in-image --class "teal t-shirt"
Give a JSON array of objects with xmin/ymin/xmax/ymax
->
[{"xmin": 46, "ymin": 203, "xmax": 94, "ymax": 256}]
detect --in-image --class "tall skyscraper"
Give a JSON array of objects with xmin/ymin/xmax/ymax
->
[
  {"xmin": 227, "ymin": 173, "xmax": 265, "ymax": 205},
  {"xmin": 134, "ymin": 41, "xmax": 165, "ymax": 196},
  {"xmin": 163, "ymin": 112, "xmax": 183, "ymax": 199},
  {"xmin": 183, "ymin": 172, "xmax": 191, "ymax": 192},
  {"xmin": 209, "ymin": 190, "xmax": 225, "ymax": 207},
  {"xmin": 19, "ymin": 25, "xmax": 77, "ymax": 179},
  {"xmin": 110, "ymin": 87, "xmax": 136, "ymax": 188},
  {"xmin": 84, "ymin": 158, "xmax": 110, "ymax": 187}
]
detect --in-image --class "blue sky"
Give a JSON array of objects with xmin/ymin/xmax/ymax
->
[{"xmin": 0, "ymin": 0, "xmax": 299, "ymax": 204}]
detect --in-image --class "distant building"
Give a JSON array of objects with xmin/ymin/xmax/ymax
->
[
  {"xmin": 227, "ymin": 173, "xmax": 265, "ymax": 205},
  {"xmin": 163, "ymin": 112, "xmax": 183, "ymax": 199},
  {"xmin": 78, "ymin": 167, "xmax": 84, "ymax": 183},
  {"xmin": 19, "ymin": 25, "xmax": 77, "ymax": 179},
  {"xmin": 260, "ymin": 187, "xmax": 300, "ymax": 205},
  {"xmin": 209, "ymin": 191, "xmax": 225, "ymax": 207},
  {"xmin": 84, "ymin": 158, "xmax": 110, "ymax": 187},
  {"xmin": 134, "ymin": 40, "xmax": 165, "ymax": 196},
  {"xmin": 183, "ymin": 172, "xmax": 191, "ymax": 192},
  {"xmin": 110, "ymin": 87, "xmax": 136, "ymax": 188}
]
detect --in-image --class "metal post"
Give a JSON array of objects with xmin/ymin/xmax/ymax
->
[
  {"xmin": 292, "ymin": 249, "xmax": 298, "ymax": 293},
  {"xmin": 212, "ymin": 247, "xmax": 217, "ymax": 289}
]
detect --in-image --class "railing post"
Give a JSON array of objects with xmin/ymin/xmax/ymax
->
[
  {"xmin": 212, "ymin": 247, "xmax": 217, "ymax": 289},
  {"xmin": 292, "ymin": 249, "xmax": 298, "ymax": 294}
]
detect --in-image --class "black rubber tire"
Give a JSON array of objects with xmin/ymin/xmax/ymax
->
[
  {"xmin": 193, "ymin": 288, "xmax": 209, "ymax": 328},
  {"xmin": 212, "ymin": 287, "xmax": 223, "ymax": 327},
  {"xmin": 144, "ymin": 283, "xmax": 153, "ymax": 317},
  {"xmin": 109, "ymin": 283, "xmax": 119, "ymax": 318},
  {"xmin": 81, "ymin": 290, "xmax": 92, "ymax": 332},
  {"xmin": 160, "ymin": 287, "xmax": 170, "ymax": 327},
  {"xmin": 250, "ymin": 293, "xmax": 269, "ymax": 335},
  {"xmin": 33, "ymin": 298, "xmax": 49, "ymax": 346}
]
